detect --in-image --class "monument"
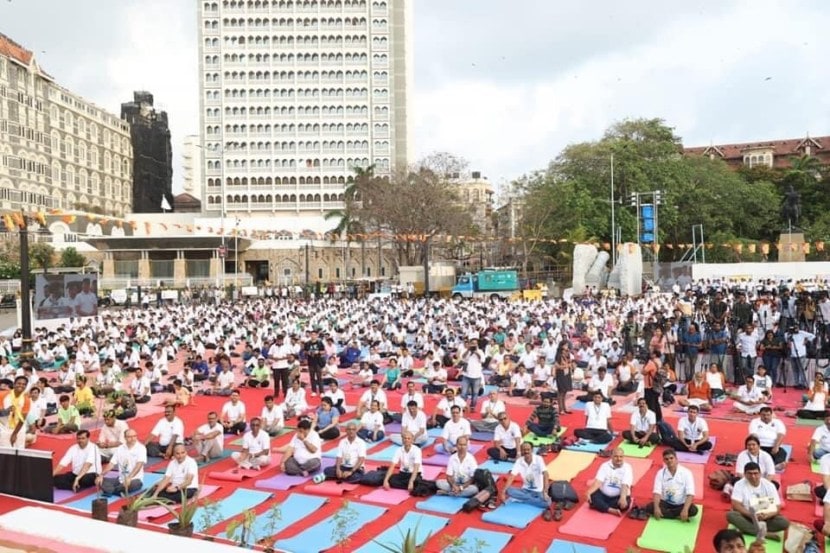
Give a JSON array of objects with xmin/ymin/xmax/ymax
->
[{"xmin": 778, "ymin": 184, "xmax": 805, "ymax": 262}]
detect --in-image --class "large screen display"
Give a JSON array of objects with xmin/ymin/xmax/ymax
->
[{"xmin": 33, "ymin": 274, "xmax": 98, "ymax": 320}]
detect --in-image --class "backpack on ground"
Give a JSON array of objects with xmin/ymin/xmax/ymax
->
[{"xmin": 548, "ymin": 480, "xmax": 579, "ymax": 503}]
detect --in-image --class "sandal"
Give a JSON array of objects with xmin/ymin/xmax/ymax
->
[
  {"xmin": 562, "ymin": 500, "xmax": 576, "ymax": 511},
  {"xmin": 553, "ymin": 505, "xmax": 563, "ymax": 521},
  {"xmin": 542, "ymin": 509, "xmax": 553, "ymax": 522}
]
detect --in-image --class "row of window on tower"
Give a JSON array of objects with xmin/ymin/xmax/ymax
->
[{"xmin": 205, "ymin": 1, "xmax": 385, "ymax": 12}]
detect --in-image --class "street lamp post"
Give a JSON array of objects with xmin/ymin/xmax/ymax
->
[
  {"xmin": 18, "ymin": 222, "xmax": 33, "ymax": 362},
  {"xmin": 234, "ymin": 217, "xmax": 240, "ymax": 291}
]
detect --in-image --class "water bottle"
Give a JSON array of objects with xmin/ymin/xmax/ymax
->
[{"xmin": 313, "ymin": 473, "xmax": 326, "ymax": 484}]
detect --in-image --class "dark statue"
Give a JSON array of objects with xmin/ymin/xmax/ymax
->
[{"xmin": 781, "ymin": 184, "xmax": 801, "ymax": 226}]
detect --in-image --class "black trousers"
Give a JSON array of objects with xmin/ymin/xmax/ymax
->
[
  {"xmin": 644, "ymin": 388, "xmax": 663, "ymax": 422},
  {"xmin": 574, "ymin": 428, "xmax": 613, "ymax": 443},
  {"xmin": 623, "ymin": 430, "xmax": 660, "ymax": 445},
  {"xmin": 761, "ymin": 445, "xmax": 788, "ymax": 465},
  {"xmin": 272, "ymin": 368, "xmax": 290, "ymax": 398},
  {"xmin": 487, "ymin": 446, "xmax": 517, "ymax": 461},
  {"xmin": 54, "ymin": 471, "xmax": 97, "ymax": 490},
  {"xmin": 644, "ymin": 500, "xmax": 698, "ymax": 519}
]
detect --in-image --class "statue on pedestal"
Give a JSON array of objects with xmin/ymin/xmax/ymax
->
[{"xmin": 781, "ymin": 184, "xmax": 801, "ymax": 227}]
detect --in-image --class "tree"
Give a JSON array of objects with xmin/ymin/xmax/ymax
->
[
  {"xmin": 324, "ymin": 172, "xmax": 365, "ymax": 280},
  {"xmin": 59, "ymin": 247, "xmax": 86, "ymax": 268},
  {"xmin": 29, "ymin": 242, "xmax": 55, "ymax": 274}
]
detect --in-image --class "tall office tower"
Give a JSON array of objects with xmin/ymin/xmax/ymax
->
[
  {"xmin": 197, "ymin": 0, "xmax": 413, "ymax": 228},
  {"xmin": 121, "ymin": 91, "xmax": 173, "ymax": 213}
]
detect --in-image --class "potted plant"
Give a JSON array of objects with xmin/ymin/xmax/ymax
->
[
  {"xmin": 116, "ymin": 490, "xmax": 165, "ymax": 527},
  {"xmin": 160, "ymin": 490, "xmax": 198, "ymax": 537},
  {"xmin": 225, "ymin": 508, "xmax": 257, "ymax": 548}
]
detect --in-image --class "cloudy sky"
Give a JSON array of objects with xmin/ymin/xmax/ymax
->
[{"xmin": 2, "ymin": 0, "xmax": 828, "ymax": 194}]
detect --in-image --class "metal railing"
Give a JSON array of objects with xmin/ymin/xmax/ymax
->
[{"xmin": 98, "ymin": 274, "xmax": 253, "ymax": 290}]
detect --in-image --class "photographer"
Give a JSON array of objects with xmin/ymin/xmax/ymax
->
[{"xmin": 786, "ymin": 325, "xmax": 815, "ymax": 389}]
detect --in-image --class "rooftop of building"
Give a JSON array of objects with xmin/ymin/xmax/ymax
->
[{"xmin": 684, "ymin": 134, "xmax": 830, "ymax": 159}]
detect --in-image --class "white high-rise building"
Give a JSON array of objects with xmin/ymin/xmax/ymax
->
[{"xmin": 197, "ymin": 0, "xmax": 413, "ymax": 230}]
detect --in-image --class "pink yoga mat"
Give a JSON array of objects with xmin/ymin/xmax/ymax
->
[
  {"xmin": 420, "ymin": 465, "xmax": 444, "ymax": 480},
  {"xmin": 586, "ymin": 457, "xmax": 653, "ymax": 489},
  {"xmin": 0, "ymin": 528, "xmax": 108, "ymax": 553},
  {"xmin": 209, "ymin": 468, "xmax": 264, "ymax": 482},
  {"xmin": 302, "ymin": 481, "xmax": 359, "ymax": 496},
  {"xmin": 560, "ymin": 502, "xmax": 625, "ymax": 540},
  {"xmin": 136, "ymin": 485, "xmax": 221, "ymax": 521},
  {"xmin": 360, "ymin": 487, "xmax": 411, "ymax": 505},
  {"xmin": 690, "ymin": 464, "xmax": 705, "ymax": 500}
]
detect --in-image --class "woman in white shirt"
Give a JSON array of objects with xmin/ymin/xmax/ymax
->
[
  {"xmin": 735, "ymin": 435, "xmax": 779, "ymax": 487},
  {"xmin": 797, "ymin": 376, "xmax": 828, "ymax": 419},
  {"xmin": 357, "ymin": 400, "xmax": 385, "ymax": 442}
]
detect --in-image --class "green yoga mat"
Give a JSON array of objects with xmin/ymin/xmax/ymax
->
[
  {"xmin": 523, "ymin": 427, "xmax": 567, "ymax": 445},
  {"xmin": 797, "ymin": 417, "xmax": 824, "ymax": 427},
  {"xmin": 619, "ymin": 440, "xmax": 657, "ymax": 458},
  {"xmin": 636, "ymin": 506, "xmax": 703, "ymax": 553}
]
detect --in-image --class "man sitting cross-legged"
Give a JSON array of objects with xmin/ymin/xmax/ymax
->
[
  {"xmin": 53, "ymin": 429, "xmax": 101, "ymax": 492},
  {"xmin": 437, "ymin": 405, "xmax": 471, "ymax": 455},
  {"xmin": 623, "ymin": 397, "xmax": 660, "ymax": 447},
  {"xmin": 748, "ymin": 406, "xmax": 788, "ymax": 468},
  {"xmin": 150, "ymin": 444, "xmax": 199, "ymax": 502},
  {"xmin": 436, "ymin": 436, "xmax": 479, "ymax": 497},
  {"xmin": 641, "ymin": 448, "xmax": 698, "ymax": 520},
  {"xmin": 391, "ymin": 400, "xmax": 429, "ymax": 446},
  {"xmin": 323, "ymin": 421, "xmax": 367, "ymax": 483},
  {"xmin": 585, "ymin": 447, "xmax": 632, "ymax": 516},
  {"xmin": 278, "ymin": 418, "xmax": 322, "ymax": 476},
  {"xmin": 231, "ymin": 417, "xmax": 271, "ymax": 470},
  {"xmin": 661, "ymin": 404, "xmax": 713, "ymax": 454},
  {"xmin": 192, "ymin": 411, "xmax": 224, "ymax": 463},
  {"xmin": 573, "ymin": 391, "xmax": 613, "ymax": 444},
  {"xmin": 727, "ymin": 461, "xmax": 789, "ymax": 542},
  {"xmin": 220, "ymin": 390, "xmax": 247, "ymax": 436},
  {"xmin": 383, "ymin": 431, "xmax": 423, "ymax": 492},
  {"xmin": 487, "ymin": 412, "xmax": 523, "ymax": 462},
  {"xmin": 498, "ymin": 441, "xmax": 553, "ymax": 521},
  {"xmin": 145, "ymin": 405, "xmax": 185, "ymax": 459},
  {"xmin": 96, "ymin": 429, "xmax": 146, "ymax": 496},
  {"xmin": 524, "ymin": 395, "xmax": 561, "ymax": 440}
]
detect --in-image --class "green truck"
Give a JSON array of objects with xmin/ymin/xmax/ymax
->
[{"xmin": 451, "ymin": 269, "xmax": 520, "ymax": 299}]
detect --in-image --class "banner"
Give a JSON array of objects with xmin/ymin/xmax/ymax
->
[
  {"xmin": 655, "ymin": 262, "xmax": 694, "ymax": 292},
  {"xmin": 34, "ymin": 274, "xmax": 98, "ymax": 320}
]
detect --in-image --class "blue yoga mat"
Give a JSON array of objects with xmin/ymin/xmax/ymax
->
[
  {"xmin": 366, "ymin": 445, "xmax": 398, "ymax": 462},
  {"xmin": 354, "ymin": 511, "xmax": 450, "ymax": 553},
  {"xmin": 570, "ymin": 401, "xmax": 587, "ymax": 411},
  {"xmin": 428, "ymin": 427, "xmax": 443, "ymax": 438},
  {"xmin": 565, "ymin": 441, "xmax": 606, "ymax": 453},
  {"xmin": 444, "ymin": 528, "xmax": 513, "ymax": 553},
  {"xmin": 547, "ymin": 539, "xmax": 607, "ymax": 553},
  {"xmin": 274, "ymin": 502, "xmax": 387, "ymax": 553},
  {"xmin": 415, "ymin": 494, "xmax": 467, "ymax": 514},
  {"xmin": 470, "ymin": 431, "xmax": 494, "ymax": 441},
  {"xmin": 217, "ymin": 493, "xmax": 328, "ymax": 540},
  {"xmin": 481, "ymin": 500, "xmax": 544, "ymax": 529},
  {"xmin": 200, "ymin": 488, "xmax": 274, "ymax": 533},
  {"xmin": 477, "ymin": 459, "xmax": 515, "ymax": 474},
  {"xmin": 62, "ymin": 473, "xmax": 164, "ymax": 512}
]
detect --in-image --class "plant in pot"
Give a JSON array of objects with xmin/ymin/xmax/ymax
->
[
  {"xmin": 160, "ymin": 490, "xmax": 198, "ymax": 537},
  {"xmin": 116, "ymin": 490, "xmax": 166, "ymax": 527},
  {"xmin": 254, "ymin": 502, "xmax": 283, "ymax": 553},
  {"xmin": 225, "ymin": 508, "xmax": 257, "ymax": 548}
]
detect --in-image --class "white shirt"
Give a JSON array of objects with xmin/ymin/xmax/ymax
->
[
  {"xmin": 216, "ymin": 370, "xmax": 235, "ymax": 389},
  {"xmin": 479, "ymin": 399, "xmax": 506, "ymax": 421},
  {"xmin": 400, "ymin": 409, "xmax": 427, "ymax": 436},
  {"xmin": 595, "ymin": 460, "xmax": 633, "ymax": 497},
  {"xmin": 653, "ymin": 465, "xmax": 695, "ymax": 506},
  {"xmin": 400, "ymin": 391, "xmax": 424, "ymax": 410},
  {"xmin": 196, "ymin": 422, "xmax": 224, "ymax": 451},
  {"xmin": 731, "ymin": 477, "xmax": 780, "ymax": 511},
  {"xmin": 736, "ymin": 385, "xmax": 764, "ymax": 404},
  {"xmin": 285, "ymin": 387, "xmax": 308, "ymax": 411},
  {"xmin": 819, "ymin": 452, "xmax": 830, "ymax": 476},
  {"xmin": 261, "ymin": 404, "xmax": 285, "ymax": 427},
  {"xmin": 446, "ymin": 452, "xmax": 478, "ymax": 484},
  {"xmin": 336, "ymin": 436, "xmax": 368, "ymax": 467},
  {"xmin": 585, "ymin": 402, "xmax": 612, "ymax": 430},
  {"xmin": 109, "ymin": 442, "xmax": 148, "ymax": 482},
  {"xmin": 392, "ymin": 444, "xmax": 422, "ymax": 473},
  {"xmin": 510, "ymin": 372, "xmax": 532, "ymax": 390},
  {"xmin": 164, "ymin": 456, "xmax": 199, "ymax": 490},
  {"xmin": 511, "ymin": 454, "xmax": 547, "ymax": 491},
  {"xmin": 242, "ymin": 430, "xmax": 270, "ymax": 455},
  {"xmin": 360, "ymin": 388, "xmax": 388, "ymax": 410},
  {"xmin": 736, "ymin": 449, "xmax": 775, "ymax": 478},
  {"xmin": 59, "ymin": 443, "xmax": 102, "ymax": 475},
  {"xmin": 151, "ymin": 416, "xmax": 185, "ymax": 446},
  {"xmin": 442, "ymin": 418, "xmax": 472, "ymax": 444},
  {"xmin": 360, "ymin": 411, "xmax": 384, "ymax": 431},
  {"xmin": 290, "ymin": 430, "xmax": 322, "ymax": 464},
  {"xmin": 678, "ymin": 416, "xmax": 708, "ymax": 442},
  {"xmin": 436, "ymin": 397, "xmax": 466, "ymax": 418},
  {"xmin": 812, "ymin": 425, "xmax": 830, "ymax": 451},
  {"xmin": 494, "ymin": 421, "xmax": 522, "ymax": 449},
  {"xmin": 748, "ymin": 418, "xmax": 786, "ymax": 448},
  {"xmin": 630, "ymin": 409, "xmax": 657, "ymax": 433},
  {"xmin": 221, "ymin": 400, "xmax": 247, "ymax": 422}
]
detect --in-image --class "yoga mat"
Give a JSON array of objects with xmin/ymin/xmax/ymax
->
[
  {"xmin": 354, "ymin": 511, "xmax": 449, "ymax": 553},
  {"xmin": 635, "ymin": 505, "xmax": 704, "ymax": 552},
  {"xmin": 428, "ymin": 427, "xmax": 443, "ymax": 437},
  {"xmin": 674, "ymin": 437, "xmax": 717, "ymax": 464},
  {"xmin": 565, "ymin": 440, "xmax": 607, "ymax": 453},
  {"xmin": 217, "ymin": 493, "xmax": 328, "ymax": 540},
  {"xmin": 481, "ymin": 500, "xmax": 544, "ymax": 529},
  {"xmin": 274, "ymin": 502, "xmax": 387, "ymax": 553},
  {"xmin": 478, "ymin": 459, "xmax": 514, "ymax": 475},
  {"xmin": 137, "ymin": 484, "xmax": 221, "ymax": 521},
  {"xmin": 443, "ymin": 528, "xmax": 512, "ymax": 553},
  {"xmin": 385, "ymin": 422, "xmax": 402, "ymax": 433},
  {"xmin": 198, "ymin": 488, "xmax": 274, "ymax": 533},
  {"xmin": 812, "ymin": 459, "xmax": 822, "ymax": 474},
  {"xmin": 209, "ymin": 467, "xmax": 269, "ymax": 482},
  {"xmin": 560, "ymin": 503, "xmax": 624, "ymax": 540},
  {"xmin": 618, "ymin": 440, "xmax": 657, "ymax": 458},
  {"xmin": 545, "ymin": 450, "xmax": 596, "ymax": 480},
  {"xmin": 569, "ymin": 401, "xmax": 587, "ymax": 411},
  {"xmin": 547, "ymin": 540, "xmax": 607, "ymax": 553},
  {"xmin": 421, "ymin": 464, "xmax": 444, "ymax": 479},
  {"xmin": 150, "ymin": 449, "xmax": 233, "ymax": 473},
  {"xmin": 415, "ymin": 494, "xmax": 467, "ymax": 515},
  {"xmin": 470, "ymin": 431, "xmax": 494, "ymax": 441},
  {"xmin": 367, "ymin": 445, "xmax": 398, "ymax": 462},
  {"xmin": 523, "ymin": 428, "xmax": 567, "ymax": 445},
  {"xmin": 690, "ymin": 463, "xmax": 705, "ymax": 500},
  {"xmin": 63, "ymin": 473, "xmax": 165, "ymax": 512},
  {"xmin": 360, "ymin": 487, "xmax": 411, "ymax": 505},
  {"xmin": 302, "ymin": 481, "xmax": 359, "ymax": 496},
  {"xmin": 254, "ymin": 472, "xmax": 315, "ymax": 491},
  {"xmin": 797, "ymin": 417, "xmax": 824, "ymax": 427},
  {"xmin": 53, "ymin": 488, "xmax": 79, "ymax": 503}
]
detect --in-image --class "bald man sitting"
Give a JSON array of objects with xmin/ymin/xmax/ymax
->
[{"xmin": 584, "ymin": 447, "xmax": 633, "ymax": 516}]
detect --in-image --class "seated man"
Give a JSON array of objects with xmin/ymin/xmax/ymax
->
[
  {"xmin": 662, "ymin": 405, "xmax": 713, "ymax": 454},
  {"xmin": 735, "ymin": 435, "xmax": 779, "ymax": 488},
  {"xmin": 429, "ymin": 387, "xmax": 466, "ymax": 429},
  {"xmin": 324, "ymin": 421, "xmax": 367, "ymax": 483},
  {"xmin": 220, "ymin": 390, "xmax": 247, "ymax": 435},
  {"xmin": 357, "ymin": 380, "xmax": 388, "ymax": 419},
  {"xmin": 279, "ymin": 418, "xmax": 322, "ymax": 476},
  {"xmin": 748, "ymin": 406, "xmax": 788, "ymax": 467},
  {"xmin": 727, "ymin": 462, "xmax": 789, "ymax": 541},
  {"xmin": 283, "ymin": 379, "xmax": 308, "ymax": 419},
  {"xmin": 472, "ymin": 390, "xmax": 506, "ymax": 433},
  {"xmin": 48, "ymin": 394, "xmax": 81, "ymax": 435},
  {"xmin": 96, "ymin": 410, "xmax": 129, "ymax": 462},
  {"xmin": 577, "ymin": 366, "xmax": 615, "ymax": 404},
  {"xmin": 436, "ymin": 436, "xmax": 479, "ymax": 497},
  {"xmin": 52, "ymin": 430, "xmax": 101, "ymax": 491},
  {"xmin": 585, "ymin": 447, "xmax": 632, "ymax": 516},
  {"xmin": 732, "ymin": 375, "xmax": 768, "ymax": 415},
  {"xmin": 383, "ymin": 431, "xmax": 422, "ymax": 492},
  {"xmin": 508, "ymin": 365, "xmax": 534, "ymax": 398},
  {"xmin": 677, "ymin": 371, "xmax": 712, "ymax": 412},
  {"xmin": 498, "ymin": 441, "xmax": 552, "ymax": 520},
  {"xmin": 422, "ymin": 360, "xmax": 448, "ymax": 394},
  {"xmin": 150, "ymin": 444, "xmax": 199, "ymax": 502},
  {"xmin": 574, "ymin": 391, "xmax": 614, "ymax": 444},
  {"xmin": 260, "ymin": 395, "xmax": 285, "ymax": 437},
  {"xmin": 244, "ymin": 357, "xmax": 270, "ymax": 389},
  {"xmin": 357, "ymin": 399, "xmax": 385, "ymax": 443},
  {"xmin": 96, "ymin": 429, "xmax": 146, "ymax": 496},
  {"xmin": 0, "ymin": 376, "xmax": 31, "ymax": 448},
  {"xmin": 437, "ymin": 405, "xmax": 471, "ymax": 455},
  {"xmin": 525, "ymin": 395, "xmax": 561, "ymax": 441},
  {"xmin": 809, "ymin": 413, "xmax": 830, "ymax": 461},
  {"xmin": 146, "ymin": 405, "xmax": 185, "ymax": 459},
  {"xmin": 391, "ymin": 400, "xmax": 429, "ymax": 446},
  {"xmin": 642, "ymin": 448, "xmax": 697, "ymax": 520},
  {"xmin": 623, "ymin": 398, "xmax": 660, "ymax": 446},
  {"xmin": 128, "ymin": 367, "xmax": 151, "ymax": 404},
  {"xmin": 322, "ymin": 380, "xmax": 347, "ymax": 415},
  {"xmin": 232, "ymin": 417, "xmax": 271, "ymax": 470},
  {"xmin": 615, "ymin": 355, "xmax": 637, "ymax": 393},
  {"xmin": 192, "ymin": 411, "xmax": 224, "ymax": 463},
  {"xmin": 487, "ymin": 413, "xmax": 522, "ymax": 461}
]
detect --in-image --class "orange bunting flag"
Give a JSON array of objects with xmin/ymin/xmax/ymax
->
[
  {"xmin": 11, "ymin": 212, "xmax": 25, "ymax": 228},
  {"xmin": 748, "ymin": 243, "xmax": 756, "ymax": 254},
  {"xmin": 62, "ymin": 215, "xmax": 76, "ymax": 225},
  {"xmin": 2, "ymin": 214, "xmax": 14, "ymax": 231},
  {"xmin": 761, "ymin": 243, "xmax": 770, "ymax": 255},
  {"xmin": 802, "ymin": 243, "xmax": 811, "ymax": 254},
  {"xmin": 817, "ymin": 241, "xmax": 825, "ymax": 252},
  {"xmin": 34, "ymin": 211, "xmax": 46, "ymax": 226},
  {"xmin": 87, "ymin": 214, "xmax": 96, "ymax": 222}
]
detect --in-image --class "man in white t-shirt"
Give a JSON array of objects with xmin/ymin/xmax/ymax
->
[
  {"xmin": 573, "ymin": 391, "xmax": 613, "ymax": 444},
  {"xmin": 809, "ymin": 413, "xmax": 830, "ymax": 460},
  {"xmin": 436, "ymin": 436, "xmax": 479, "ymax": 497},
  {"xmin": 96, "ymin": 429, "xmax": 147, "ymax": 496},
  {"xmin": 438, "ymin": 405, "xmax": 472, "ymax": 455},
  {"xmin": 280, "ymin": 418, "xmax": 322, "ymax": 476},
  {"xmin": 383, "ymin": 431, "xmax": 422, "ymax": 492},
  {"xmin": 430, "ymin": 388, "xmax": 466, "ymax": 428},
  {"xmin": 487, "ymin": 413, "xmax": 522, "ymax": 461},
  {"xmin": 471, "ymin": 390, "xmax": 505, "ymax": 433},
  {"xmin": 732, "ymin": 375, "xmax": 768, "ymax": 415},
  {"xmin": 146, "ymin": 405, "xmax": 185, "ymax": 459},
  {"xmin": 261, "ymin": 395, "xmax": 285, "ymax": 437},
  {"xmin": 727, "ymin": 462, "xmax": 789, "ymax": 539},
  {"xmin": 53, "ymin": 429, "xmax": 101, "ymax": 491},
  {"xmin": 585, "ymin": 447, "xmax": 632, "ymax": 515},
  {"xmin": 498, "ymin": 442, "xmax": 552, "ymax": 519},
  {"xmin": 399, "ymin": 381, "xmax": 425, "ymax": 412},
  {"xmin": 358, "ymin": 380, "xmax": 388, "ymax": 418},
  {"xmin": 391, "ymin": 400, "xmax": 429, "ymax": 446},
  {"xmin": 748, "ymin": 407, "xmax": 787, "ymax": 466},
  {"xmin": 232, "ymin": 417, "xmax": 271, "ymax": 470},
  {"xmin": 641, "ymin": 448, "xmax": 697, "ymax": 520},
  {"xmin": 151, "ymin": 444, "xmax": 199, "ymax": 503},
  {"xmin": 221, "ymin": 390, "xmax": 248, "ymax": 435},
  {"xmin": 663, "ymin": 405, "xmax": 712, "ymax": 454},
  {"xmin": 192, "ymin": 411, "xmax": 224, "ymax": 463},
  {"xmin": 323, "ymin": 422, "xmax": 367, "ymax": 483},
  {"xmin": 623, "ymin": 398, "xmax": 659, "ymax": 446}
]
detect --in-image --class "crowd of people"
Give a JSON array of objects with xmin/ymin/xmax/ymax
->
[{"xmin": 1, "ymin": 277, "xmax": 830, "ymax": 551}]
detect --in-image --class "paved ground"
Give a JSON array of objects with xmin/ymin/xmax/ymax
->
[{"xmin": 0, "ymin": 307, "xmax": 17, "ymax": 335}]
